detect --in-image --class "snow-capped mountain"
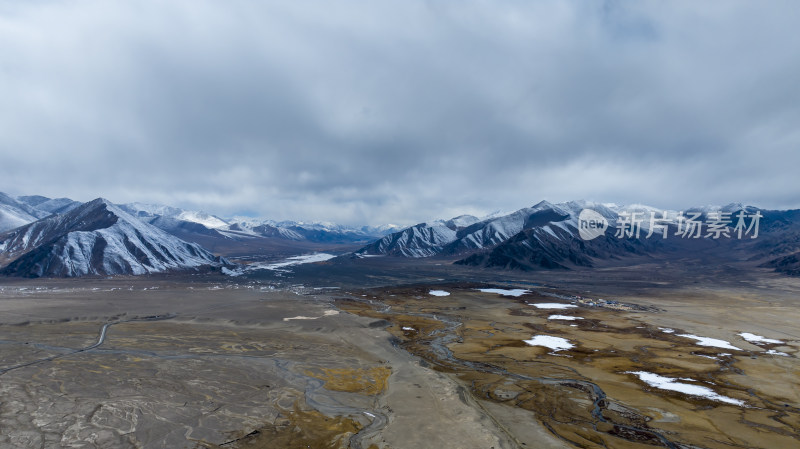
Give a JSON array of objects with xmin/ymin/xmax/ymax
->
[
  {"xmin": 118, "ymin": 202, "xmax": 183, "ymax": 218},
  {"xmin": 353, "ymin": 214, "xmax": 495, "ymax": 257},
  {"xmin": 115, "ymin": 203, "xmax": 397, "ymax": 244},
  {"xmin": 0, "ymin": 203, "xmax": 38, "ymax": 233},
  {"xmin": 16, "ymin": 195, "xmax": 82, "ymax": 215},
  {"xmin": 0, "ymin": 193, "xmax": 48, "ymax": 232},
  {"xmin": 221, "ymin": 218, "xmax": 398, "ymax": 243},
  {"xmin": 119, "ymin": 203, "xmax": 248, "ymax": 244},
  {"xmin": 355, "ymin": 221, "xmax": 460, "ymax": 257},
  {"xmin": 5, "ymin": 191, "xmax": 796, "ymax": 276},
  {"xmin": 119, "ymin": 203, "xmax": 230, "ymax": 229},
  {"xmin": 0, "ymin": 192, "xmax": 83, "ymax": 232},
  {"xmin": 263, "ymin": 220, "xmax": 402, "ymax": 236},
  {"xmin": 355, "ymin": 201, "xmax": 591, "ymax": 257},
  {"xmin": 221, "ymin": 220, "xmax": 305, "ymax": 240},
  {"xmin": 0, "ymin": 198, "xmax": 228, "ymax": 277}
]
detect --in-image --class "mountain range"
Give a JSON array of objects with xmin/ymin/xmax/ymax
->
[
  {"xmin": 117, "ymin": 202, "xmax": 398, "ymax": 245},
  {"xmin": 0, "ymin": 192, "xmax": 399, "ymax": 277},
  {"xmin": 354, "ymin": 200, "xmax": 800, "ymax": 273},
  {"xmin": 1, "ymin": 192, "xmax": 799, "ymax": 278}
]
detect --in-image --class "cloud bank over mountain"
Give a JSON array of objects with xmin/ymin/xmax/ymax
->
[{"xmin": 2, "ymin": 1, "xmax": 798, "ymax": 225}]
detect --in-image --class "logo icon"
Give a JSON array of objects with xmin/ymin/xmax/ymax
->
[{"xmin": 578, "ymin": 209, "xmax": 608, "ymax": 240}]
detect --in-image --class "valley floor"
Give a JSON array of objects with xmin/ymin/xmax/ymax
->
[
  {"xmin": 0, "ymin": 260, "xmax": 799, "ymax": 448},
  {"xmin": 0, "ymin": 279, "xmax": 512, "ymax": 449}
]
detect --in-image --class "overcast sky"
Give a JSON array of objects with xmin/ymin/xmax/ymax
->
[{"xmin": 1, "ymin": 1, "xmax": 798, "ymax": 225}]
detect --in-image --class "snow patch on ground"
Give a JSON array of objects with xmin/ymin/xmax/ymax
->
[
  {"xmin": 283, "ymin": 310, "xmax": 339, "ymax": 321},
  {"xmin": 523, "ymin": 335, "xmax": 575, "ymax": 352},
  {"xmin": 739, "ymin": 332, "xmax": 783, "ymax": 345},
  {"xmin": 765, "ymin": 349, "xmax": 790, "ymax": 357},
  {"xmin": 529, "ymin": 303, "xmax": 578, "ymax": 310},
  {"xmin": 548, "ymin": 315, "xmax": 583, "ymax": 321},
  {"xmin": 677, "ymin": 334, "xmax": 742, "ymax": 351},
  {"xmin": 627, "ymin": 371, "xmax": 745, "ymax": 406},
  {"xmin": 429, "ymin": 290, "xmax": 450, "ymax": 297},
  {"xmin": 477, "ymin": 288, "xmax": 529, "ymax": 297}
]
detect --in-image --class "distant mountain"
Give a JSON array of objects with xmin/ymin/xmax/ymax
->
[
  {"xmin": 223, "ymin": 221, "xmax": 303, "ymax": 240},
  {"xmin": 117, "ymin": 202, "xmax": 397, "ymax": 245},
  {"xmin": 0, "ymin": 193, "xmax": 83, "ymax": 232},
  {"xmin": 119, "ymin": 203, "xmax": 229, "ymax": 229},
  {"xmin": 0, "ymin": 199, "xmax": 38, "ymax": 233},
  {"xmin": 0, "ymin": 192, "xmax": 49, "ymax": 232},
  {"xmin": 221, "ymin": 219, "xmax": 398, "ymax": 244},
  {"xmin": 16, "ymin": 195, "xmax": 82, "ymax": 215},
  {"xmin": 0, "ymin": 198, "xmax": 228, "ymax": 277}
]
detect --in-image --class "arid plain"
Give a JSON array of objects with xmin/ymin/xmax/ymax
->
[{"xmin": 0, "ymin": 258, "xmax": 798, "ymax": 448}]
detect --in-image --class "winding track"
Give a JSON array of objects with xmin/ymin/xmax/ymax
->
[{"xmin": 0, "ymin": 314, "xmax": 176, "ymax": 376}]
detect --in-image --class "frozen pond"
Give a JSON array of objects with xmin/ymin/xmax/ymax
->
[
  {"xmin": 224, "ymin": 253, "xmax": 338, "ymax": 276},
  {"xmin": 253, "ymin": 253, "xmax": 336, "ymax": 271}
]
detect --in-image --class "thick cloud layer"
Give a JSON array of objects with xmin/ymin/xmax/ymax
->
[{"xmin": 2, "ymin": 1, "xmax": 798, "ymax": 225}]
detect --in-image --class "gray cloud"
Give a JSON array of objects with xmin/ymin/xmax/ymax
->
[{"xmin": 1, "ymin": 1, "xmax": 799, "ymax": 225}]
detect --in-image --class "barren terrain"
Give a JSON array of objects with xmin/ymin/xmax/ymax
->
[{"xmin": 1, "ymin": 258, "xmax": 799, "ymax": 448}]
